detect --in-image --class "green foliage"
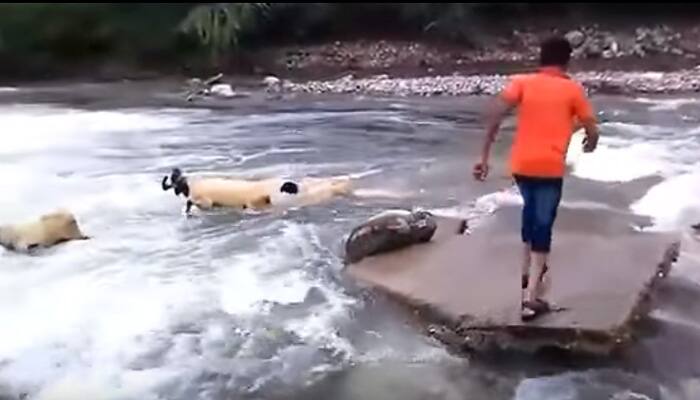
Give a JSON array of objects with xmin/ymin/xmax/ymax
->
[
  {"xmin": 1, "ymin": 3, "xmax": 700, "ymax": 78},
  {"xmin": 0, "ymin": 4, "xmax": 194, "ymax": 76},
  {"xmin": 179, "ymin": 3, "xmax": 270, "ymax": 65},
  {"xmin": 253, "ymin": 3, "xmax": 522, "ymax": 45},
  {"xmin": 401, "ymin": 3, "xmax": 480, "ymax": 44}
]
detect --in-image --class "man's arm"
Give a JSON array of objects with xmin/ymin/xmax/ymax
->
[
  {"xmin": 580, "ymin": 116, "xmax": 599, "ymax": 153},
  {"xmin": 473, "ymin": 96, "xmax": 515, "ymax": 181},
  {"xmin": 481, "ymin": 97, "xmax": 513, "ymax": 162},
  {"xmin": 473, "ymin": 77, "xmax": 521, "ymax": 181},
  {"xmin": 573, "ymin": 85, "xmax": 599, "ymax": 153}
]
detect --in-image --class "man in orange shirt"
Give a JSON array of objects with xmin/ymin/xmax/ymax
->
[{"xmin": 473, "ymin": 36, "xmax": 599, "ymax": 321}]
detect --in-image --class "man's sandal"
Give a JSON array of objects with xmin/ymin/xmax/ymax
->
[
  {"xmin": 521, "ymin": 298, "xmax": 552, "ymax": 321},
  {"xmin": 521, "ymin": 298, "xmax": 568, "ymax": 322}
]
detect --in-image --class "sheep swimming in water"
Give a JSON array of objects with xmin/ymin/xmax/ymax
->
[
  {"xmin": 0, "ymin": 209, "xmax": 89, "ymax": 253},
  {"xmin": 161, "ymin": 168, "xmax": 353, "ymax": 215}
]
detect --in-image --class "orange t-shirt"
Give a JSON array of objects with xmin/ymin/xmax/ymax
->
[{"xmin": 501, "ymin": 67, "xmax": 595, "ymax": 178}]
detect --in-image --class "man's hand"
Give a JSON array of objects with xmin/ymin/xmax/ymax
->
[
  {"xmin": 579, "ymin": 116, "xmax": 599, "ymax": 153},
  {"xmin": 582, "ymin": 132, "xmax": 598, "ymax": 153},
  {"xmin": 473, "ymin": 162, "xmax": 489, "ymax": 181}
]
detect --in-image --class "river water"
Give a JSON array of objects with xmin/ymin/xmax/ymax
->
[{"xmin": 0, "ymin": 82, "xmax": 699, "ymax": 400}]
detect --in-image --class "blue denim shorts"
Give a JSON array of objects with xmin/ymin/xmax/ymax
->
[{"xmin": 514, "ymin": 175, "xmax": 563, "ymax": 253}]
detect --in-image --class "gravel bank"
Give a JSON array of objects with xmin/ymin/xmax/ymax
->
[{"xmin": 282, "ymin": 69, "xmax": 700, "ymax": 97}]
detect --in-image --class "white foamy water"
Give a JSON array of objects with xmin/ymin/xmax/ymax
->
[
  {"xmin": 514, "ymin": 371, "xmax": 661, "ymax": 400},
  {"xmin": 230, "ymin": 147, "xmax": 318, "ymax": 167},
  {"xmin": 567, "ymin": 134, "xmax": 670, "ymax": 183},
  {"xmin": 565, "ymin": 104, "xmax": 700, "ymax": 233},
  {"xmin": 430, "ymin": 186, "xmax": 523, "ymax": 229},
  {"xmin": 0, "ymin": 105, "xmax": 187, "ymax": 155},
  {"xmin": 5, "ymin": 92, "xmax": 699, "ymax": 400},
  {"xmin": 0, "ymin": 104, "xmax": 360, "ymax": 400},
  {"xmin": 634, "ymin": 97, "xmax": 700, "ymax": 111},
  {"xmin": 567, "ymin": 113, "xmax": 700, "ymax": 177},
  {"xmin": 630, "ymin": 171, "xmax": 700, "ymax": 231}
]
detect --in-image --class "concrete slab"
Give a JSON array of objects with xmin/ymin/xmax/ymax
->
[{"xmin": 345, "ymin": 206, "xmax": 680, "ymax": 355}]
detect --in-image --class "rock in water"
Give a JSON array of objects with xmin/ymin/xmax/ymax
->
[
  {"xmin": 584, "ymin": 39, "xmax": 603, "ymax": 58},
  {"xmin": 210, "ymin": 83, "xmax": 235, "ymax": 98},
  {"xmin": 263, "ymin": 75, "xmax": 282, "ymax": 93},
  {"xmin": 344, "ymin": 210, "xmax": 437, "ymax": 263},
  {"xmin": 566, "ymin": 30, "xmax": 586, "ymax": 48}
]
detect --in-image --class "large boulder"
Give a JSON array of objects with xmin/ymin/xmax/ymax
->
[{"xmin": 344, "ymin": 209, "xmax": 437, "ymax": 263}]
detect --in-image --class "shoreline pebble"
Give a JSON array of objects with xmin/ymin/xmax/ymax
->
[{"xmin": 283, "ymin": 69, "xmax": 700, "ymax": 97}]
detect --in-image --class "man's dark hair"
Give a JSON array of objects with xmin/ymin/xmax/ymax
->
[{"xmin": 540, "ymin": 36, "xmax": 573, "ymax": 67}]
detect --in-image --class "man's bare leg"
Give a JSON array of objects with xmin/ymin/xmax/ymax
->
[
  {"xmin": 536, "ymin": 257, "xmax": 551, "ymax": 299},
  {"xmin": 521, "ymin": 243, "xmax": 531, "ymax": 301},
  {"xmin": 522, "ymin": 243, "xmax": 531, "ymax": 277},
  {"xmin": 525, "ymin": 251, "xmax": 547, "ymax": 303}
]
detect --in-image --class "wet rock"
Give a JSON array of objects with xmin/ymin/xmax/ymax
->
[
  {"xmin": 633, "ymin": 43, "xmax": 647, "ymax": 57},
  {"xmin": 183, "ymin": 73, "xmax": 245, "ymax": 101},
  {"xmin": 651, "ymin": 29, "xmax": 667, "ymax": 47},
  {"xmin": 347, "ymin": 206, "xmax": 680, "ymax": 356},
  {"xmin": 636, "ymin": 27, "xmax": 650, "ymax": 41},
  {"xmin": 633, "ymin": 25, "xmax": 682, "ymax": 56},
  {"xmin": 263, "ymin": 75, "xmax": 284, "ymax": 94},
  {"xmin": 344, "ymin": 209, "xmax": 438, "ymax": 263},
  {"xmin": 210, "ymin": 83, "xmax": 235, "ymax": 98},
  {"xmin": 584, "ymin": 39, "xmax": 603, "ymax": 58},
  {"xmin": 604, "ymin": 36, "xmax": 619, "ymax": 54},
  {"xmin": 566, "ymin": 30, "xmax": 586, "ymax": 48}
]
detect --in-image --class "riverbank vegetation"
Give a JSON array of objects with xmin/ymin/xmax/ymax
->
[{"xmin": 1, "ymin": 3, "xmax": 700, "ymax": 80}]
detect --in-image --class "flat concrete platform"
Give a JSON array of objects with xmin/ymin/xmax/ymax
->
[{"xmin": 345, "ymin": 207, "xmax": 680, "ymax": 355}]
